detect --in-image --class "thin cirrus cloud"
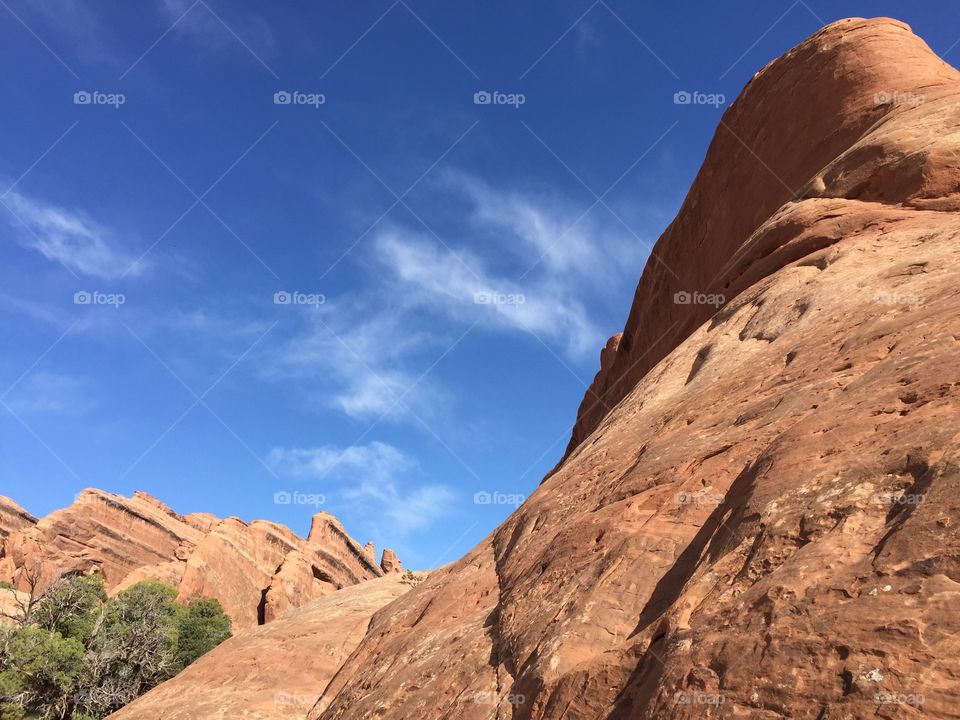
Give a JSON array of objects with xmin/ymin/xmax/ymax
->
[
  {"xmin": 3, "ymin": 371, "xmax": 92, "ymax": 415},
  {"xmin": 265, "ymin": 172, "xmax": 640, "ymax": 426},
  {"xmin": 266, "ymin": 441, "xmax": 455, "ymax": 536},
  {"xmin": 370, "ymin": 170, "xmax": 644, "ymax": 361},
  {"xmin": 3, "ymin": 189, "xmax": 144, "ymax": 279},
  {"xmin": 266, "ymin": 302, "xmax": 446, "ymax": 422},
  {"xmin": 159, "ymin": 0, "xmax": 274, "ymax": 54},
  {"xmin": 446, "ymin": 170, "xmax": 642, "ymax": 282},
  {"xmin": 374, "ymin": 229, "xmax": 602, "ymax": 360}
]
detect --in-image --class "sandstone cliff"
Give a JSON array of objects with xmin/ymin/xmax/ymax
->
[
  {"xmin": 0, "ymin": 496, "xmax": 36, "ymax": 540},
  {"xmin": 311, "ymin": 17, "xmax": 960, "ymax": 719},
  {"xmin": 107, "ymin": 573, "xmax": 420, "ymax": 720},
  {"xmin": 0, "ymin": 490, "xmax": 399, "ymax": 630}
]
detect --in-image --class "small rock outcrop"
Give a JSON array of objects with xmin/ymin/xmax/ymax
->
[{"xmin": 379, "ymin": 549, "xmax": 401, "ymax": 573}]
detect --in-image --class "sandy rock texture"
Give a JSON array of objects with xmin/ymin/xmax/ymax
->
[
  {"xmin": 0, "ymin": 496, "xmax": 36, "ymax": 540},
  {"xmin": 107, "ymin": 573, "xmax": 419, "ymax": 720},
  {"xmin": 312, "ymin": 17, "xmax": 960, "ymax": 720}
]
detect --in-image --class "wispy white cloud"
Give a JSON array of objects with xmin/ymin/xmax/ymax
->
[
  {"xmin": 366, "ymin": 170, "xmax": 645, "ymax": 361},
  {"xmin": 159, "ymin": 0, "xmax": 274, "ymax": 55},
  {"xmin": 264, "ymin": 171, "xmax": 643, "ymax": 428},
  {"xmin": 4, "ymin": 371, "xmax": 92, "ymax": 415},
  {"xmin": 267, "ymin": 441, "xmax": 454, "ymax": 535},
  {"xmin": 444, "ymin": 170, "xmax": 640, "ymax": 282},
  {"xmin": 2, "ymin": 189, "xmax": 144, "ymax": 279},
  {"xmin": 266, "ymin": 302, "xmax": 445, "ymax": 422},
  {"xmin": 267, "ymin": 441, "xmax": 413, "ymax": 484},
  {"xmin": 375, "ymin": 228, "xmax": 602, "ymax": 358}
]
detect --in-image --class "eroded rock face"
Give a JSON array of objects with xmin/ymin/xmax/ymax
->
[
  {"xmin": 0, "ymin": 491, "xmax": 386, "ymax": 630},
  {"xmin": 315, "ymin": 17, "xmax": 960, "ymax": 720},
  {"xmin": 564, "ymin": 15, "xmax": 960, "ymax": 461},
  {"xmin": 107, "ymin": 574, "xmax": 418, "ymax": 720},
  {"xmin": 0, "ymin": 496, "xmax": 36, "ymax": 539},
  {"xmin": 380, "ymin": 548, "xmax": 402, "ymax": 573}
]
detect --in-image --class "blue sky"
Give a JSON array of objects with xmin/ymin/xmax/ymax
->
[{"xmin": 1, "ymin": 1, "xmax": 956, "ymax": 568}]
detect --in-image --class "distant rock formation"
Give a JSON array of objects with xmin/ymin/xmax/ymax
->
[
  {"xmin": 0, "ymin": 490, "xmax": 397, "ymax": 630},
  {"xmin": 379, "ymin": 548, "xmax": 401, "ymax": 573}
]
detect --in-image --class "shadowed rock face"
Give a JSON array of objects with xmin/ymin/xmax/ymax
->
[
  {"xmin": 312, "ymin": 18, "xmax": 960, "ymax": 720},
  {"xmin": 0, "ymin": 496, "xmax": 36, "ymax": 540},
  {"xmin": 107, "ymin": 573, "xmax": 420, "ymax": 720},
  {"xmin": 0, "ymin": 490, "xmax": 399, "ymax": 630}
]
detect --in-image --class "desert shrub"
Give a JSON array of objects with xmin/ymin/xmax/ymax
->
[
  {"xmin": 34, "ymin": 576, "xmax": 106, "ymax": 644},
  {"xmin": 0, "ymin": 577, "xmax": 231, "ymax": 719},
  {"xmin": 0, "ymin": 626, "xmax": 84, "ymax": 719},
  {"xmin": 173, "ymin": 598, "xmax": 231, "ymax": 671}
]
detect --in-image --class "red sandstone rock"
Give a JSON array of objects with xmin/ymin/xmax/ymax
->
[
  {"xmin": 313, "ymin": 17, "xmax": 960, "ymax": 720},
  {"xmin": 0, "ymin": 492, "xmax": 382, "ymax": 630},
  {"xmin": 379, "ymin": 548, "xmax": 401, "ymax": 573},
  {"xmin": 0, "ymin": 496, "xmax": 36, "ymax": 539},
  {"xmin": 107, "ymin": 573, "xmax": 419, "ymax": 720},
  {"xmin": 564, "ymin": 15, "xmax": 960, "ymax": 461}
]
